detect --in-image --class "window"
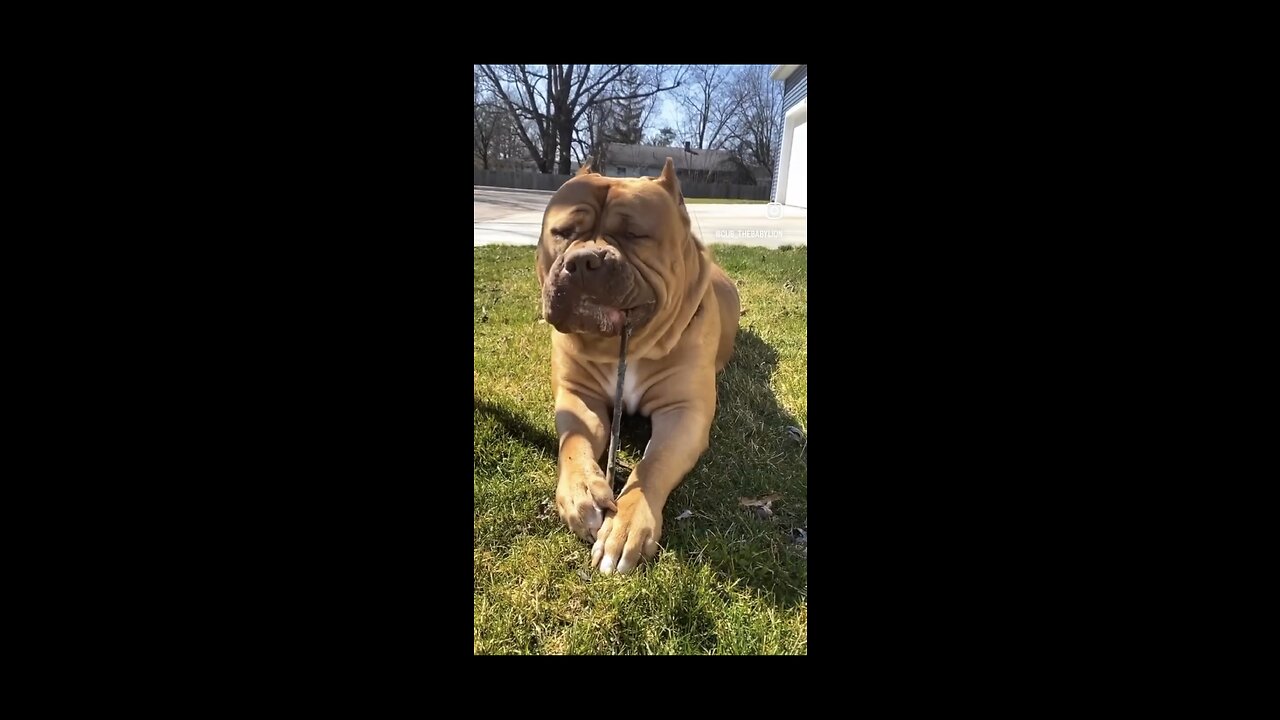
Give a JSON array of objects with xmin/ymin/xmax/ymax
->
[{"xmin": 615, "ymin": 166, "xmax": 627, "ymax": 176}]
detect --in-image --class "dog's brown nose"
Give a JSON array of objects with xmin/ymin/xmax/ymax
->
[{"xmin": 563, "ymin": 248, "xmax": 606, "ymax": 275}]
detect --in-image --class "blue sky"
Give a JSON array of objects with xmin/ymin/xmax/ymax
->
[{"xmin": 651, "ymin": 97, "xmax": 682, "ymax": 139}]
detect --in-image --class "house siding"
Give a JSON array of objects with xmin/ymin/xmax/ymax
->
[{"xmin": 771, "ymin": 65, "xmax": 808, "ymax": 203}]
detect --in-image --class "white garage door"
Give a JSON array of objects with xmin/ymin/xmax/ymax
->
[{"xmin": 785, "ymin": 120, "xmax": 807, "ymax": 208}]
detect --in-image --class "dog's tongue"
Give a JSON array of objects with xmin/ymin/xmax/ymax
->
[{"xmin": 604, "ymin": 307, "xmax": 624, "ymax": 329}]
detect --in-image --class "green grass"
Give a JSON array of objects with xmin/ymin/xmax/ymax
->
[
  {"xmin": 474, "ymin": 244, "xmax": 807, "ymax": 655},
  {"xmin": 684, "ymin": 197, "xmax": 769, "ymax": 204}
]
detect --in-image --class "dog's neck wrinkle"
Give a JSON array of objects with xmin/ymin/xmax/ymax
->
[{"xmin": 643, "ymin": 237, "xmax": 710, "ymax": 358}]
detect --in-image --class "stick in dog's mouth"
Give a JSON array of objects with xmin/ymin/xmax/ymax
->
[{"xmin": 605, "ymin": 317, "xmax": 631, "ymax": 490}]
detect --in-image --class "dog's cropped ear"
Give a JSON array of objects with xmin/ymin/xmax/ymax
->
[
  {"xmin": 577, "ymin": 158, "xmax": 606, "ymax": 177},
  {"xmin": 656, "ymin": 157, "xmax": 682, "ymax": 202}
]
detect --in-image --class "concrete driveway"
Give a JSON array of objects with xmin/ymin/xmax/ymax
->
[{"xmin": 474, "ymin": 186, "xmax": 806, "ymax": 249}]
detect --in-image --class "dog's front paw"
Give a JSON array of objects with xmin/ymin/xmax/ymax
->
[
  {"xmin": 556, "ymin": 467, "xmax": 617, "ymax": 542},
  {"xmin": 591, "ymin": 488, "xmax": 662, "ymax": 574}
]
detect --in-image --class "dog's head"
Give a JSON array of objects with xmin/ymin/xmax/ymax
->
[{"xmin": 537, "ymin": 157, "xmax": 694, "ymax": 338}]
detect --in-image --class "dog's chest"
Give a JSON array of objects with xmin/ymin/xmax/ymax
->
[{"xmin": 598, "ymin": 362, "xmax": 645, "ymax": 416}]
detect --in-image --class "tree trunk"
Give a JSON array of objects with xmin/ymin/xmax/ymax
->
[
  {"xmin": 557, "ymin": 121, "xmax": 574, "ymax": 174},
  {"xmin": 543, "ymin": 126, "xmax": 556, "ymax": 173}
]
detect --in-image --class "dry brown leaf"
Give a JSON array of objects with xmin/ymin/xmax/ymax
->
[{"xmin": 738, "ymin": 493, "xmax": 783, "ymax": 508}]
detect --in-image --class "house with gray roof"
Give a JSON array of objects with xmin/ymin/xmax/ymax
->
[{"xmin": 602, "ymin": 143, "xmax": 771, "ymax": 186}]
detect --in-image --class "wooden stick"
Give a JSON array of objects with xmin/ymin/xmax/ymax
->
[{"xmin": 605, "ymin": 320, "xmax": 631, "ymax": 491}]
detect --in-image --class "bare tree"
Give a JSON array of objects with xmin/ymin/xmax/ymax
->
[
  {"xmin": 475, "ymin": 103, "xmax": 528, "ymax": 170},
  {"xmin": 579, "ymin": 100, "xmax": 616, "ymax": 169},
  {"xmin": 477, "ymin": 64, "xmax": 681, "ymax": 173},
  {"xmin": 638, "ymin": 64, "xmax": 683, "ymax": 137},
  {"xmin": 674, "ymin": 64, "xmax": 749, "ymax": 151},
  {"xmin": 726, "ymin": 65, "xmax": 784, "ymax": 179},
  {"xmin": 493, "ymin": 114, "xmax": 527, "ymax": 168},
  {"xmin": 473, "ymin": 104, "xmax": 494, "ymax": 170},
  {"xmin": 474, "ymin": 71, "xmax": 526, "ymax": 170}
]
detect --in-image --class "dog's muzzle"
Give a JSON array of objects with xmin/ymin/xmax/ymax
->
[{"xmin": 543, "ymin": 247, "xmax": 654, "ymax": 337}]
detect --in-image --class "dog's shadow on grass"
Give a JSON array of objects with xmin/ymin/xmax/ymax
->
[
  {"xmin": 614, "ymin": 328, "xmax": 807, "ymax": 607},
  {"xmin": 474, "ymin": 328, "xmax": 806, "ymax": 607},
  {"xmin": 473, "ymin": 399, "xmax": 559, "ymax": 460}
]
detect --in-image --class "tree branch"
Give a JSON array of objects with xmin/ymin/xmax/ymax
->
[
  {"xmin": 479, "ymin": 64, "xmax": 546, "ymax": 168},
  {"xmin": 589, "ymin": 82, "xmax": 680, "ymax": 107},
  {"xmin": 570, "ymin": 65, "xmax": 633, "ymax": 122}
]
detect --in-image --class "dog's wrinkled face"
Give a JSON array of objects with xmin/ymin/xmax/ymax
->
[{"xmin": 537, "ymin": 161, "xmax": 690, "ymax": 337}]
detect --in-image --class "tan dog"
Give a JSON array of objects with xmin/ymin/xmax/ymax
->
[{"xmin": 537, "ymin": 157, "xmax": 740, "ymax": 574}]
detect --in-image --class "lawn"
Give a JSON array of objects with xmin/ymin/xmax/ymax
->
[
  {"xmin": 684, "ymin": 197, "xmax": 768, "ymax": 204},
  {"xmin": 474, "ymin": 244, "xmax": 807, "ymax": 655}
]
